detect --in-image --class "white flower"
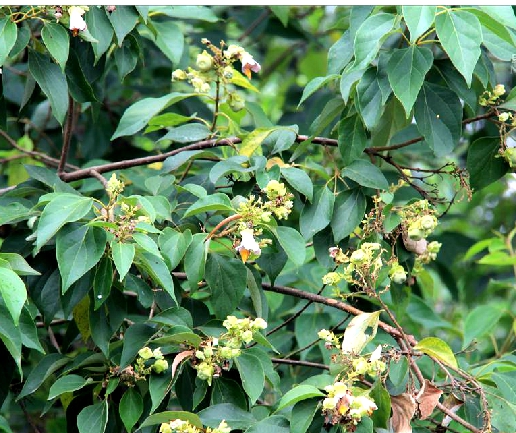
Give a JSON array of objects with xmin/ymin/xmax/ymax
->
[
  {"xmin": 69, "ymin": 6, "xmax": 87, "ymax": 34},
  {"xmin": 241, "ymin": 51, "xmax": 261, "ymax": 78},
  {"xmin": 236, "ymin": 228, "xmax": 261, "ymax": 262},
  {"xmin": 224, "ymin": 44, "xmax": 245, "ymax": 58},
  {"xmin": 369, "ymin": 344, "xmax": 382, "ymax": 362}
]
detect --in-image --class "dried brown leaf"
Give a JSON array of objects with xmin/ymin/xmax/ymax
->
[
  {"xmin": 172, "ymin": 350, "xmax": 193, "ymax": 379},
  {"xmin": 416, "ymin": 379, "xmax": 443, "ymax": 419},
  {"xmin": 390, "ymin": 393, "xmax": 417, "ymax": 433}
]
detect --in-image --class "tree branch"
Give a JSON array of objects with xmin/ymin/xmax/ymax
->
[
  {"xmin": 271, "ymin": 358, "xmax": 329, "ymax": 370},
  {"xmin": 57, "ymin": 95, "xmax": 75, "ymax": 174}
]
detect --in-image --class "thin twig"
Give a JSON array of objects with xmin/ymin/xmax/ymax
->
[
  {"xmin": 89, "ymin": 169, "xmax": 109, "ymax": 189},
  {"xmin": 238, "ymin": 8, "xmax": 271, "ymax": 42},
  {"xmin": 271, "ymin": 358, "xmax": 329, "ymax": 370},
  {"xmin": 57, "ymin": 95, "xmax": 75, "ymax": 174}
]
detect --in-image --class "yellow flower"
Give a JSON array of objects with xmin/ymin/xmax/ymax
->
[{"xmin": 138, "ymin": 347, "xmax": 153, "ymax": 360}]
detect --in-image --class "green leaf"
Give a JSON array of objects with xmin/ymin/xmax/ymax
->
[
  {"xmin": 205, "ymin": 254, "xmax": 247, "ymax": 319},
  {"xmin": 56, "ymin": 225, "xmax": 107, "ymax": 293},
  {"xmin": 280, "ymin": 166, "xmax": 313, "ymax": 201},
  {"xmin": 270, "ymin": 226, "xmax": 306, "ymax": 267},
  {"xmin": 414, "ymin": 82, "xmax": 462, "ymax": 157},
  {"xmin": 150, "ymin": 307, "xmax": 193, "ymax": 329},
  {"xmin": 402, "ymin": 6, "xmax": 436, "ymax": 42},
  {"xmin": 437, "ymin": 60, "xmax": 478, "ymax": 112},
  {"xmin": 339, "ymin": 114, "xmax": 368, "ymax": 165},
  {"xmin": 0, "ymin": 17, "xmax": 17, "ymax": 67},
  {"xmin": 270, "ymin": 6, "xmax": 289, "ymax": 27},
  {"xmin": 235, "ymin": 352, "xmax": 264, "ymax": 405},
  {"xmin": 435, "ymin": 9, "xmax": 482, "ymax": 86},
  {"xmin": 135, "ymin": 251, "xmax": 176, "ymax": 303},
  {"xmin": 479, "ymin": 6, "xmax": 516, "ymax": 29},
  {"xmin": 370, "ymin": 382, "xmax": 391, "ymax": 429},
  {"xmin": 19, "ymin": 307, "xmax": 44, "ymax": 353},
  {"xmin": 355, "ymin": 417, "xmax": 373, "ymax": 433},
  {"xmin": 111, "ymin": 241, "xmax": 135, "ymax": 282},
  {"xmin": 120, "ymin": 388, "xmax": 143, "ymax": 432},
  {"xmin": 414, "ymin": 337, "xmax": 458, "ymax": 369},
  {"xmin": 271, "ymin": 126, "xmax": 298, "ymax": 154},
  {"xmin": 298, "ymin": 75, "xmax": 339, "ymax": 107},
  {"xmin": 467, "ymin": 137, "xmax": 509, "ymax": 191},
  {"xmin": 331, "ymin": 189, "xmax": 366, "ymax": 242},
  {"xmin": 77, "ymin": 401, "xmax": 108, "ymax": 433},
  {"xmin": 65, "ymin": 48, "xmax": 98, "ymax": 103},
  {"xmin": 184, "ymin": 233, "xmax": 208, "ymax": 291},
  {"xmin": 245, "ymin": 415, "xmax": 289, "ymax": 433},
  {"xmin": 28, "ymin": 50, "xmax": 69, "ymax": 125},
  {"xmin": 119, "ymin": 323, "xmax": 156, "ymax": 369},
  {"xmin": 387, "ymin": 45, "xmax": 433, "ymax": 117},
  {"xmin": 93, "ymin": 257, "xmax": 113, "ymax": 310},
  {"xmin": 152, "ymin": 21, "xmax": 184, "ymax": 65},
  {"xmin": 18, "ymin": 354, "xmax": 68, "ymax": 400},
  {"xmin": 239, "ymin": 129, "xmax": 275, "ymax": 158},
  {"xmin": 48, "ymin": 374, "xmax": 89, "ymax": 400},
  {"xmin": 150, "ymin": 6, "xmax": 219, "ymax": 22},
  {"xmin": 160, "ymin": 123, "xmax": 211, "ymax": 144},
  {"xmin": 341, "ymin": 159, "xmax": 389, "ymax": 190},
  {"xmin": 340, "ymin": 68, "xmax": 366, "ymax": 104},
  {"xmin": 183, "ymin": 193, "xmax": 234, "ymax": 219},
  {"xmin": 199, "ymin": 403, "xmax": 256, "ymax": 430},
  {"xmin": 275, "ymin": 385, "xmax": 324, "ymax": 412},
  {"xmin": 36, "ymin": 193, "xmax": 93, "ymax": 253},
  {"xmin": 140, "ymin": 411, "xmax": 203, "ymax": 429},
  {"xmin": 463, "ymin": 305, "xmax": 503, "ymax": 349},
  {"xmin": 159, "ymin": 228, "xmax": 192, "ymax": 271},
  {"xmin": 465, "ymin": 8, "xmax": 515, "ymax": 46},
  {"xmin": 107, "ymin": 6, "xmax": 139, "ymax": 46},
  {"xmin": 353, "ymin": 13, "xmax": 397, "ymax": 69},
  {"xmin": 0, "ymin": 253, "xmax": 40, "ymax": 276},
  {"xmin": 115, "ymin": 37, "xmax": 138, "ymax": 81},
  {"xmin": 478, "ymin": 251, "xmax": 516, "ymax": 266},
  {"xmin": 356, "ymin": 67, "xmax": 389, "ymax": 129},
  {"xmin": 0, "ymin": 303, "xmax": 22, "ymax": 375},
  {"xmin": 299, "ymin": 186, "xmax": 335, "ymax": 240},
  {"xmin": 341, "ymin": 311, "xmax": 382, "ymax": 354},
  {"xmin": 291, "ymin": 398, "xmax": 319, "ymax": 433},
  {"xmin": 328, "ymin": 30, "xmax": 353, "ymax": 74},
  {"xmin": 0, "ymin": 267, "xmax": 27, "ymax": 326},
  {"xmin": 41, "ymin": 23, "xmax": 69, "ymax": 71},
  {"xmin": 133, "ymin": 233, "xmax": 162, "ymax": 258},
  {"xmin": 112, "ymin": 93, "xmax": 193, "ymax": 139},
  {"xmin": 85, "ymin": 6, "xmax": 114, "ymax": 62}
]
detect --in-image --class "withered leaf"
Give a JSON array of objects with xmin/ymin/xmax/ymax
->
[
  {"xmin": 390, "ymin": 393, "xmax": 417, "ymax": 433},
  {"xmin": 417, "ymin": 379, "xmax": 443, "ymax": 419}
]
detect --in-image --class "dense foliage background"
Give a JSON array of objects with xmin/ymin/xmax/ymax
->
[{"xmin": 1, "ymin": 5, "xmax": 516, "ymax": 433}]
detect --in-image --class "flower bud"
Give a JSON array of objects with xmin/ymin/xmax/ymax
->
[
  {"xmin": 252, "ymin": 318, "xmax": 267, "ymax": 330},
  {"xmin": 223, "ymin": 66, "xmax": 234, "ymax": 79},
  {"xmin": 196, "ymin": 50, "xmax": 213, "ymax": 71},
  {"xmin": 153, "ymin": 348, "xmax": 164, "ymax": 359},
  {"xmin": 241, "ymin": 330, "xmax": 253, "ymax": 343},
  {"xmin": 228, "ymin": 93, "xmax": 245, "ymax": 111},
  {"xmin": 172, "ymin": 69, "xmax": 187, "ymax": 81},
  {"xmin": 350, "ymin": 249, "xmax": 366, "ymax": 264},
  {"xmin": 152, "ymin": 359, "xmax": 169, "ymax": 374},
  {"xmin": 420, "ymin": 214, "xmax": 437, "ymax": 232},
  {"xmin": 407, "ymin": 225, "xmax": 424, "ymax": 241},
  {"xmin": 322, "ymin": 272, "xmax": 342, "ymax": 285},
  {"xmin": 159, "ymin": 423, "xmax": 172, "ymax": 433},
  {"xmin": 499, "ymin": 112, "xmax": 510, "ymax": 122},
  {"xmin": 138, "ymin": 347, "xmax": 153, "ymax": 360},
  {"xmin": 493, "ymin": 84, "xmax": 505, "ymax": 97}
]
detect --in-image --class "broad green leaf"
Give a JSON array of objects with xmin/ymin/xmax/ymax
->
[
  {"xmin": 152, "ymin": 21, "xmax": 184, "ymax": 65},
  {"xmin": 271, "ymin": 126, "xmax": 298, "ymax": 154},
  {"xmin": 28, "ymin": 50, "xmax": 69, "ymax": 125},
  {"xmin": 0, "ymin": 268, "xmax": 27, "ymax": 326},
  {"xmin": 387, "ymin": 45, "xmax": 433, "ymax": 117},
  {"xmin": 159, "ymin": 228, "xmax": 192, "ymax": 270},
  {"xmin": 245, "ymin": 415, "xmax": 289, "ymax": 433},
  {"xmin": 280, "ymin": 166, "xmax": 313, "ymax": 201},
  {"xmin": 19, "ymin": 307, "xmax": 44, "ymax": 353},
  {"xmin": 36, "ymin": 193, "xmax": 93, "ymax": 253},
  {"xmin": 402, "ymin": 6, "xmax": 436, "ymax": 42},
  {"xmin": 353, "ymin": 13, "xmax": 396, "ymax": 69},
  {"xmin": 17, "ymin": 354, "xmax": 68, "ymax": 400},
  {"xmin": 339, "ymin": 114, "xmax": 368, "ymax": 165},
  {"xmin": 235, "ymin": 352, "xmax": 264, "ymax": 405},
  {"xmin": 341, "ymin": 159, "xmax": 389, "ymax": 190},
  {"xmin": 356, "ymin": 67, "xmax": 389, "ymax": 129},
  {"xmin": 93, "ymin": 257, "xmax": 113, "ymax": 310},
  {"xmin": 299, "ymin": 186, "xmax": 335, "ymax": 240},
  {"xmin": 270, "ymin": 6, "xmax": 289, "ymax": 27},
  {"xmin": 465, "ymin": 8, "xmax": 515, "ymax": 46},
  {"xmin": 48, "ymin": 374, "xmax": 89, "ymax": 400},
  {"xmin": 205, "ymin": 254, "xmax": 247, "ymax": 319},
  {"xmin": 435, "ymin": 9, "xmax": 482, "ymax": 86},
  {"xmin": 107, "ymin": 5, "xmax": 139, "ymax": 46},
  {"xmin": 350, "ymin": 6, "xmax": 375, "ymax": 41},
  {"xmin": 133, "ymin": 233, "xmax": 162, "ymax": 258},
  {"xmin": 291, "ymin": 399, "xmax": 319, "ymax": 433},
  {"xmin": 184, "ymin": 233, "xmax": 208, "ymax": 291},
  {"xmin": 478, "ymin": 251, "xmax": 516, "ymax": 266},
  {"xmin": 41, "ymin": 23, "xmax": 69, "ymax": 71},
  {"xmin": 463, "ymin": 305, "xmax": 503, "ymax": 349},
  {"xmin": 112, "ymin": 93, "xmax": 194, "ymax": 139},
  {"xmin": 148, "ymin": 112, "xmax": 196, "ymax": 130},
  {"xmin": 0, "ymin": 253, "xmax": 40, "ymax": 276},
  {"xmin": 77, "ymin": 401, "xmax": 108, "ymax": 433},
  {"xmin": 183, "ymin": 193, "xmax": 234, "ymax": 218},
  {"xmin": 275, "ymin": 385, "xmax": 324, "ymax": 412},
  {"xmin": 479, "ymin": 6, "xmax": 516, "ymax": 29},
  {"xmin": 111, "ymin": 241, "xmax": 135, "ymax": 282},
  {"xmin": 135, "ymin": 251, "xmax": 175, "ymax": 303},
  {"xmin": 199, "ymin": 403, "xmax": 256, "ymax": 430},
  {"xmin": 370, "ymin": 382, "xmax": 391, "ymax": 429},
  {"xmin": 340, "ymin": 68, "xmax": 366, "ymax": 104},
  {"xmin": 150, "ymin": 307, "xmax": 193, "ymax": 329},
  {"xmin": 414, "ymin": 82, "xmax": 462, "ymax": 157},
  {"xmin": 140, "ymin": 411, "xmax": 203, "ymax": 429},
  {"xmin": 119, "ymin": 323, "xmax": 156, "ymax": 368},
  {"xmin": 0, "ymin": 415, "xmax": 13, "ymax": 433},
  {"xmin": 328, "ymin": 30, "xmax": 353, "ymax": 74},
  {"xmin": 0, "ymin": 17, "xmax": 17, "ymax": 67},
  {"xmin": 341, "ymin": 311, "xmax": 382, "ymax": 354},
  {"xmin": 437, "ymin": 60, "xmax": 478, "ymax": 112},
  {"xmin": 414, "ymin": 337, "xmax": 458, "ymax": 369},
  {"xmin": 331, "ymin": 189, "xmax": 366, "ymax": 242},
  {"xmin": 229, "ymin": 69, "xmax": 259, "ymax": 93},
  {"xmin": 239, "ymin": 129, "xmax": 275, "ymax": 157},
  {"xmin": 85, "ymin": 6, "xmax": 114, "ymax": 62},
  {"xmin": 56, "ymin": 225, "xmax": 107, "ymax": 293},
  {"xmin": 149, "ymin": 6, "xmax": 219, "ymax": 23},
  {"xmin": 371, "ymin": 95, "xmax": 410, "ymax": 148},
  {"xmin": 120, "ymin": 388, "xmax": 143, "ymax": 432},
  {"xmin": 355, "ymin": 417, "xmax": 374, "ymax": 433},
  {"xmin": 114, "ymin": 37, "xmax": 138, "ymax": 81},
  {"xmin": 160, "ymin": 123, "xmax": 211, "ymax": 144},
  {"xmin": 210, "ymin": 378, "xmax": 247, "ymax": 410},
  {"xmin": 492, "ymin": 373, "xmax": 516, "ymax": 404},
  {"xmin": 309, "ymin": 98, "xmax": 344, "ymax": 137},
  {"xmin": 298, "ymin": 75, "xmax": 339, "ymax": 107},
  {"xmin": 0, "ymin": 303, "xmax": 22, "ymax": 375},
  {"xmin": 467, "ymin": 137, "xmax": 509, "ymax": 191},
  {"xmin": 270, "ymin": 226, "xmax": 306, "ymax": 267},
  {"xmin": 149, "ymin": 367, "xmax": 172, "ymax": 413}
]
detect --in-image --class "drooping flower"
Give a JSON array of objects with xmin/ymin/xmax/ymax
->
[
  {"xmin": 241, "ymin": 51, "xmax": 261, "ymax": 79},
  {"xmin": 236, "ymin": 228, "xmax": 261, "ymax": 262},
  {"xmin": 69, "ymin": 6, "xmax": 88, "ymax": 35}
]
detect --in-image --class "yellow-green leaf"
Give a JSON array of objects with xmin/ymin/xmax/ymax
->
[
  {"xmin": 230, "ymin": 69, "xmax": 259, "ymax": 92},
  {"xmin": 238, "ymin": 129, "xmax": 274, "ymax": 157},
  {"xmin": 414, "ymin": 337, "xmax": 458, "ymax": 369}
]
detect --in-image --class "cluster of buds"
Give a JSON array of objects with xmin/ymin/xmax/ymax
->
[
  {"xmin": 172, "ymin": 39, "xmax": 261, "ymax": 111},
  {"xmin": 318, "ymin": 329, "xmax": 340, "ymax": 349},
  {"xmin": 322, "ymin": 381, "xmax": 378, "ymax": 427},
  {"xmin": 416, "ymin": 241, "xmax": 442, "ymax": 266},
  {"xmin": 136, "ymin": 347, "xmax": 169, "ymax": 375},
  {"xmin": 234, "ymin": 180, "xmax": 293, "ymax": 262},
  {"xmin": 397, "ymin": 200, "xmax": 438, "ymax": 241},
  {"xmin": 159, "ymin": 420, "xmax": 230, "ymax": 433},
  {"xmin": 351, "ymin": 345, "xmax": 386, "ymax": 378},
  {"xmin": 389, "ymin": 261, "xmax": 407, "ymax": 285},
  {"xmin": 192, "ymin": 316, "xmax": 267, "ymax": 385},
  {"xmin": 479, "ymin": 84, "xmax": 506, "ymax": 106},
  {"xmin": 500, "ymin": 147, "xmax": 516, "ymax": 168},
  {"xmin": 324, "ymin": 243, "xmax": 385, "ymax": 290}
]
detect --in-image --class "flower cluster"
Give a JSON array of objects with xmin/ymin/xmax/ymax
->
[
  {"xmin": 234, "ymin": 180, "xmax": 293, "ymax": 262},
  {"xmin": 159, "ymin": 419, "xmax": 230, "ymax": 433},
  {"xmin": 479, "ymin": 83, "xmax": 505, "ymax": 106},
  {"xmin": 172, "ymin": 39, "xmax": 261, "ymax": 111},
  {"xmin": 136, "ymin": 347, "xmax": 169, "ymax": 375},
  {"xmin": 192, "ymin": 316, "xmax": 267, "ymax": 385},
  {"xmin": 323, "ymin": 242, "xmax": 385, "ymax": 290},
  {"xmin": 389, "ymin": 261, "xmax": 407, "ymax": 285},
  {"xmin": 318, "ymin": 329, "xmax": 340, "ymax": 349}
]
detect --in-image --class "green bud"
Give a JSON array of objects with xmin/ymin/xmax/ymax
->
[{"xmin": 196, "ymin": 50, "xmax": 213, "ymax": 71}]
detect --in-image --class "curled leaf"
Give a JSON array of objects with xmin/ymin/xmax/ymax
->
[
  {"xmin": 172, "ymin": 350, "xmax": 193, "ymax": 379},
  {"xmin": 390, "ymin": 393, "xmax": 417, "ymax": 433},
  {"xmin": 341, "ymin": 310, "xmax": 382, "ymax": 355},
  {"xmin": 416, "ymin": 379, "xmax": 443, "ymax": 419}
]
